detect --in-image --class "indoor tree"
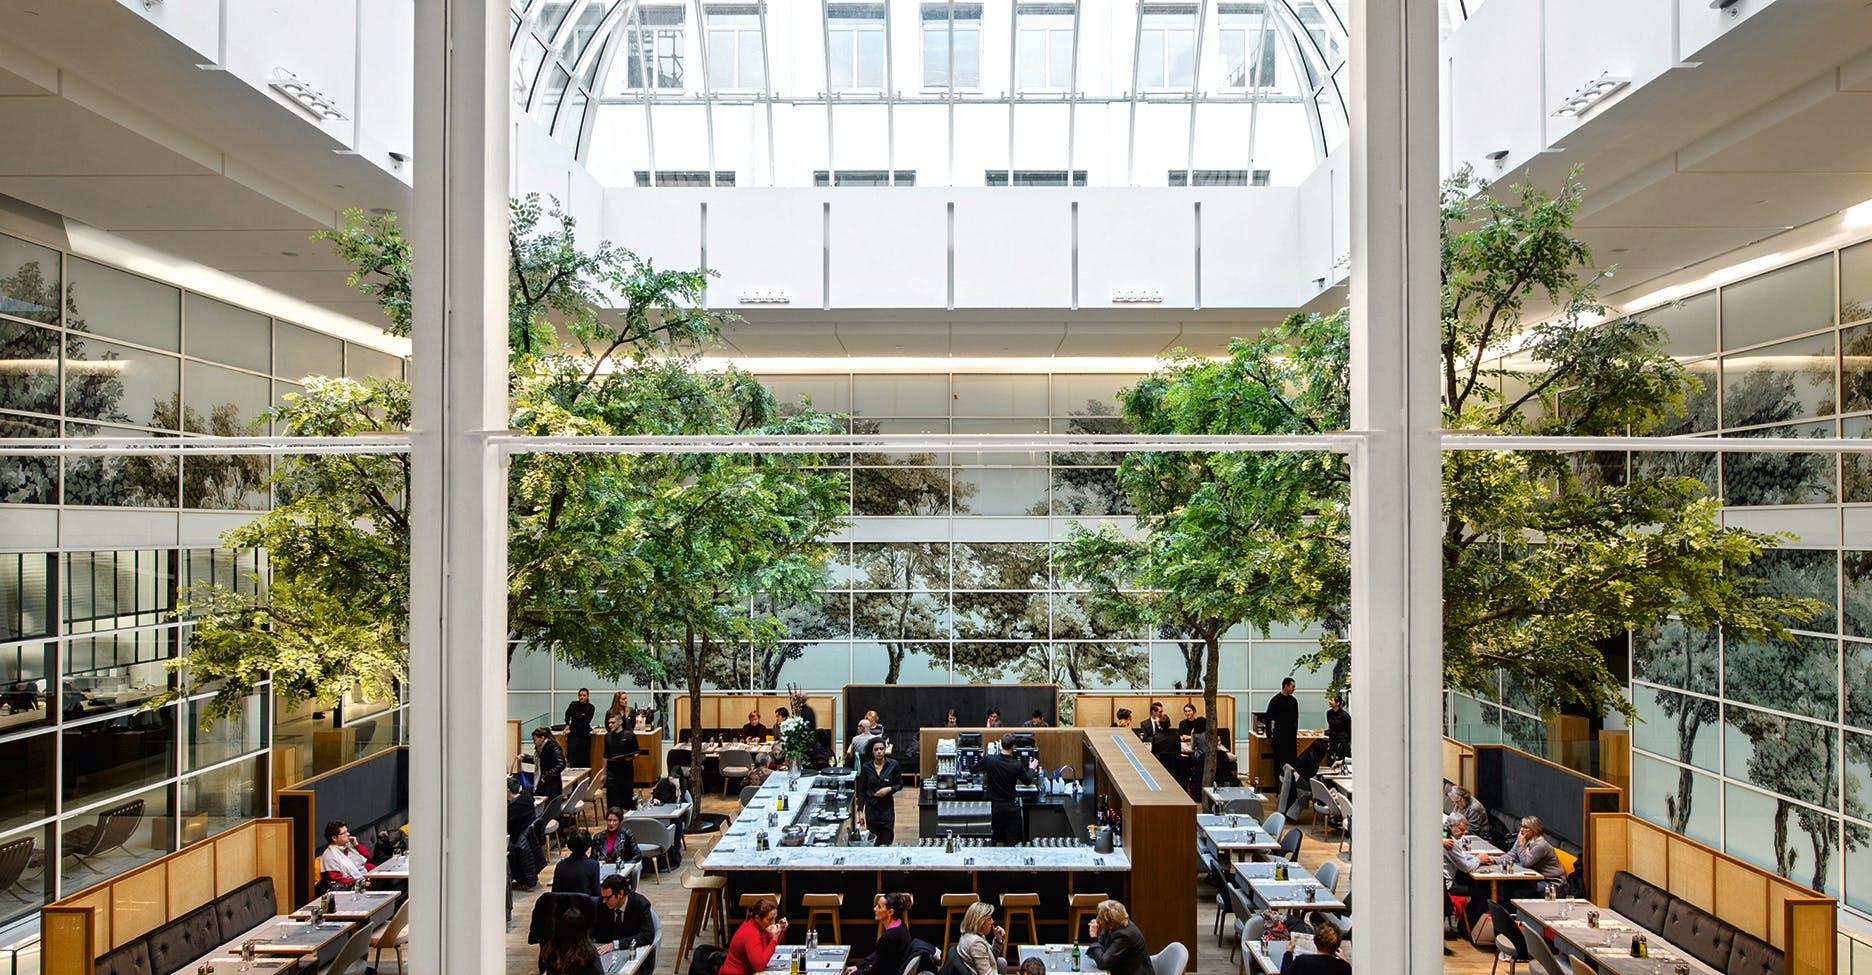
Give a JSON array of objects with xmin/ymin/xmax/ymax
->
[
  {"xmin": 161, "ymin": 196, "xmax": 841, "ymax": 720},
  {"xmin": 1058, "ymin": 169, "xmax": 1822, "ymax": 790}
]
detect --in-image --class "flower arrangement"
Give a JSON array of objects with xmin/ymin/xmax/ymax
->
[{"xmin": 778, "ymin": 715, "xmax": 814, "ymax": 764}]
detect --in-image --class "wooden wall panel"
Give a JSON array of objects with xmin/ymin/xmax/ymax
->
[
  {"xmin": 1084, "ymin": 729, "xmax": 1196, "ymax": 970},
  {"xmin": 1587, "ymin": 814, "xmax": 1627, "ymax": 905},
  {"xmin": 166, "ymin": 844, "xmax": 215, "ymax": 913},
  {"xmin": 255, "ymin": 819, "xmax": 295, "ymax": 913},
  {"xmin": 1666, "ymin": 838, "xmax": 1715, "ymax": 911},
  {"xmin": 1627, "ymin": 819, "xmax": 1670, "ymax": 888},
  {"xmin": 214, "ymin": 825, "xmax": 259, "ymax": 895},
  {"xmin": 1069, "ymin": 694, "xmax": 1235, "ymax": 746},
  {"xmin": 1769, "ymin": 883, "xmax": 1794, "ymax": 947},
  {"xmin": 1713, "ymin": 857, "xmax": 1769, "ymax": 940},
  {"xmin": 39, "ymin": 909, "xmax": 91, "ymax": 975},
  {"xmin": 1786, "ymin": 900, "xmax": 1837, "ymax": 975},
  {"xmin": 109, "ymin": 866, "xmax": 168, "ymax": 947}
]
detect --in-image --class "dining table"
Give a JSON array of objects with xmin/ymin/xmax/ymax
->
[
  {"xmin": 1202, "ymin": 786, "xmax": 1270, "ymax": 812},
  {"xmin": 1233, "ymin": 860, "xmax": 1348, "ymax": 912},
  {"xmin": 1513, "ymin": 898, "xmax": 1723, "ymax": 975},
  {"xmin": 1017, "ymin": 944, "xmax": 1107, "ymax": 974},
  {"xmin": 1245, "ymin": 934, "xmax": 1346, "ymax": 974},
  {"xmin": 600, "ymin": 940, "xmax": 657, "ymax": 975},
  {"xmin": 1197, "ymin": 817, "xmax": 1281, "ymax": 860},
  {"xmin": 176, "ymin": 913, "xmax": 357, "ymax": 973},
  {"xmin": 762, "ymin": 944, "xmax": 851, "ymax": 973},
  {"xmin": 367, "ymin": 853, "xmax": 410, "ymax": 880},
  {"xmin": 291, "ymin": 889, "xmax": 400, "ymax": 924}
]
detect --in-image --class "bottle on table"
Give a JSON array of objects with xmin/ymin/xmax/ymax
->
[{"xmin": 1072, "ymin": 944, "xmax": 1082, "ymax": 972}]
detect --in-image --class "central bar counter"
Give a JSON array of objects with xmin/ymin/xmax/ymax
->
[{"xmin": 700, "ymin": 729, "xmax": 1195, "ymax": 968}]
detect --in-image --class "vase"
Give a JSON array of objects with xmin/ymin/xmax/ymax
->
[{"xmin": 787, "ymin": 767, "xmax": 799, "ymax": 788}]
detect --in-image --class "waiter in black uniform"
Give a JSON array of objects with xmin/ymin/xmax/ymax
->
[
  {"xmin": 563, "ymin": 688, "xmax": 596, "ymax": 766},
  {"xmin": 979, "ymin": 737, "xmax": 1039, "ymax": 846},
  {"xmin": 1142, "ymin": 702, "xmax": 1179, "ymax": 773},
  {"xmin": 1265, "ymin": 678, "xmax": 1300, "ymax": 777}
]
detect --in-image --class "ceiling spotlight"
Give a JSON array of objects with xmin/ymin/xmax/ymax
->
[
  {"xmin": 1484, "ymin": 148, "xmax": 1510, "ymax": 168},
  {"xmin": 738, "ymin": 289, "xmax": 791, "ymax": 304},
  {"xmin": 268, "ymin": 69, "xmax": 348, "ymax": 123},
  {"xmin": 1552, "ymin": 72, "xmax": 1630, "ymax": 119},
  {"xmin": 1111, "ymin": 289, "xmax": 1163, "ymax": 303}
]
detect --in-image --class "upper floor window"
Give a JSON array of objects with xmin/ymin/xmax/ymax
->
[
  {"xmin": 985, "ymin": 170, "xmax": 1087, "ymax": 187},
  {"xmin": 1218, "ymin": 4, "xmax": 1278, "ymax": 88},
  {"xmin": 1137, "ymin": 4, "xmax": 1197, "ymax": 90},
  {"xmin": 814, "ymin": 170, "xmax": 917, "ymax": 187},
  {"xmin": 1168, "ymin": 169, "xmax": 1270, "ymax": 186},
  {"xmin": 1016, "ymin": 3, "xmax": 1076, "ymax": 91},
  {"xmin": 623, "ymin": 5, "xmax": 685, "ymax": 90},
  {"xmin": 827, "ymin": 3, "xmax": 887, "ymax": 91},
  {"xmin": 921, "ymin": 3, "xmax": 983, "ymax": 90},
  {"xmin": 706, "ymin": 6, "xmax": 766, "ymax": 90}
]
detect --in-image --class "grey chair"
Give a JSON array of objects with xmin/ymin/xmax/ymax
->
[
  {"xmin": 1238, "ymin": 915, "xmax": 1266, "ymax": 975},
  {"xmin": 1489, "ymin": 903, "xmax": 1529, "ymax": 975},
  {"xmin": 1148, "ymin": 941, "xmax": 1188, "ymax": 975},
  {"xmin": 1275, "ymin": 767, "xmax": 1295, "ymax": 823},
  {"xmin": 371, "ymin": 898, "xmax": 411, "ymax": 972},
  {"xmin": 1277, "ymin": 826, "xmax": 1302, "ymax": 862},
  {"xmin": 562, "ymin": 775, "xmax": 594, "ymax": 828},
  {"xmin": 1314, "ymin": 859, "xmax": 1340, "ymax": 895},
  {"xmin": 738, "ymin": 785, "xmax": 760, "ymax": 808},
  {"xmin": 1221, "ymin": 797, "xmax": 1263, "ymax": 817},
  {"xmin": 718, "ymin": 749, "xmax": 756, "ymax": 796},
  {"xmin": 1224, "ymin": 884, "xmax": 1255, "ymax": 962},
  {"xmin": 1330, "ymin": 793, "xmax": 1352, "ymax": 856},
  {"xmin": 1260, "ymin": 812, "xmax": 1285, "ymax": 840},
  {"xmin": 624, "ymin": 817, "xmax": 674, "ymax": 880},
  {"xmin": 1519, "ymin": 919, "xmax": 1565, "ymax": 975},
  {"xmin": 538, "ymin": 794, "xmax": 568, "ymax": 854},
  {"xmin": 326, "ymin": 922, "xmax": 375, "ymax": 975},
  {"xmin": 63, "ymin": 799, "xmax": 144, "ymax": 870},
  {"xmin": 0, "ymin": 836, "xmax": 35, "ymax": 901},
  {"xmin": 1309, "ymin": 778, "xmax": 1343, "ymax": 835}
]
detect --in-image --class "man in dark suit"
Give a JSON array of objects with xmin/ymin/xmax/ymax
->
[
  {"xmin": 550, "ymin": 830, "xmax": 602, "ymax": 897},
  {"xmin": 979, "ymin": 737, "xmax": 1039, "ymax": 845},
  {"xmin": 592, "ymin": 873, "xmax": 659, "ymax": 966},
  {"xmin": 1266, "ymin": 678, "xmax": 1300, "ymax": 776},
  {"xmin": 1142, "ymin": 702, "xmax": 1179, "ymax": 773}
]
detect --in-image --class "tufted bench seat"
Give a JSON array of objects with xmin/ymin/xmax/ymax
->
[
  {"xmin": 88, "ymin": 877, "xmax": 278, "ymax": 975},
  {"xmin": 1661, "ymin": 897, "xmax": 1734, "ymax": 972},
  {"xmin": 1607, "ymin": 870, "xmax": 1671, "ymax": 933},
  {"xmin": 1603, "ymin": 870, "xmax": 1784, "ymax": 975}
]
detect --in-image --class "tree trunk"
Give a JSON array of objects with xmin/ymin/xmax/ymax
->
[
  {"xmin": 1667, "ymin": 706, "xmax": 1704, "ymax": 835},
  {"xmin": 1810, "ymin": 824, "xmax": 1831, "ymax": 893},
  {"xmin": 1773, "ymin": 801, "xmax": 1794, "ymax": 878},
  {"xmin": 885, "ymin": 641, "xmax": 905, "ymax": 683},
  {"xmin": 1201, "ymin": 632, "xmax": 1220, "ymax": 792},
  {"xmin": 686, "ymin": 626, "xmax": 706, "ymax": 827},
  {"xmin": 1183, "ymin": 640, "xmax": 1203, "ymax": 690}
]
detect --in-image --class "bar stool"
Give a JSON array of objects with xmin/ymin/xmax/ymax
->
[
  {"xmin": 1066, "ymin": 893, "xmax": 1105, "ymax": 943},
  {"xmin": 740, "ymin": 892, "xmax": 781, "ymax": 911},
  {"xmin": 999, "ymin": 893, "xmax": 1040, "ymax": 953},
  {"xmin": 675, "ymin": 872, "xmax": 728, "ymax": 974},
  {"xmin": 802, "ymin": 893, "xmax": 844, "ymax": 945},
  {"xmin": 940, "ymin": 893, "xmax": 978, "ymax": 953}
]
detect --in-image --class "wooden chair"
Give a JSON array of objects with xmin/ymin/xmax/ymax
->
[
  {"xmin": 675, "ymin": 872, "xmax": 729, "ymax": 974},
  {"xmin": 940, "ymin": 893, "xmax": 978, "ymax": 953},
  {"xmin": 802, "ymin": 893, "xmax": 844, "ymax": 945},
  {"xmin": 1066, "ymin": 893, "xmax": 1105, "ymax": 943},
  {"xmin": 999, "ymin": 893, "xmax": 1040, "ymax": 954},
  {"xmin": 371, "ymin": 899, "xmax": 411, "ymax": 972}
]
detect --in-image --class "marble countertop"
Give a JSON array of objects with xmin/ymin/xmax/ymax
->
[{"xmin": 701, "ymin": 776, "xmax": 1130, "ymax": 873}]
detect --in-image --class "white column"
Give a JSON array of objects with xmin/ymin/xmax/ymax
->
[
  {"xmin": 408, "ymin": 1, "xmax": 512, "ymax": 972},
  {"xmin": 1347, "ymin": 0, "xmax": 1442, "ymax": 972}
]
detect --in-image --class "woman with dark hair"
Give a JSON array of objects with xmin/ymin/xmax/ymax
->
[
  {"xmin": 539, "ymin": 907, "xmax": 604, "ymax": 975},
  {"xmin": 595, "ymin": 808, "xmax": 642, "ymax": 864},
  {"xmin": 855, "ymin": 737, "xmax": 902, "ymax": 845},
  {"xmin": 847, "ymin": 893, "xmax": 914, "ymax": 975},
  {"xmin": 564, "ymin": 688, "xmax": 596, "ymax": 766},
  {"xmin": 551, "ymin": 830, "xmax": 602, "ymax": 897},
  {"xmin": 533, "ymin": 727, "xmax": 568, "ymax": 801},
  {"xmin": 944, "ymin": 708, "xmax": 960, "ymax": 727},
  {"xmin": 721, "ymin": 897, "xmax": 786, "ymax": 975}
]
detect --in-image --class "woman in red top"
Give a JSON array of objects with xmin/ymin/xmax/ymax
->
[{"xmin": 720, "ymin": 897, "xmax": 787, "ymax": 975}]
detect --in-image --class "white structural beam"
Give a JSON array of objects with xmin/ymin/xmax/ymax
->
[
  {"xmin": 409, "ymin": 0, "xmax": 512, "ymax": 972},
  {"xmin": 1347, "ymin": 0, "xmax": 1442, "ymax": 973}
]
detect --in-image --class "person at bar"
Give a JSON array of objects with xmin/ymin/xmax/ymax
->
[
  {"xmin": 593, "ymin": 873, "xmax": 658, "ymax": 967},
  {"xmin": 533, "ymin": 726, "xmax": 568, "ymax": 801},
  {"xmin": 1086, "ymin": 900, "xmax": 1150, "ymax": 975},
  {"xmin": 1112, "ymin": 708, "xmax": 1132, "ymax": 728},
  {"xmin": 849, "ymin": 717, "xmax": 880, "ymax": 767},
  {"xmin": 603, "ymin": 713, "xmax": 640, "ymax": 811},
  {"xmin": 952, "ymin": 902, "xmax": 1007, "ymax": 975},
  {"xmin": 605, "ymin": 692, "xmax": 631, "ymax": 726},
  {"xmin": 856, "ymin": 736, "xmax": 903, "ymax": 845},
  {"xmin": 564, "ymin": 688, "xmax": 596, "ymax": 767},
  {"xmin": 847, "ymin": 894, "xmax": 914, "ymax": 975},
  {"xmin": 980, "ymin": 735, "xmax": 1039, "ymax": 845},
  {"xmin": 1265, "ymin": 678, "xmax": 1300, "ymax": 775},
  {"xmin": 945, "ymin": 707, "xmax": 961, "ymax": 727},
  {"xmin": 1026, "ymin": 709, "xmax": 1047, "ymax": 727},
  {"xmin": 985, "ymin": 708, "xmax": 1001, "ymax": 728},
  {"xmin": 741, "ymin": 709, "xmax": 768, "ymax": 739},
  {"xmin": 1324, "ymin": 693, "xmax": 1351, "ymax": 762},
  {"xmin": 1143, "ymin": 702, "xmax": 1178, "ymax": 772},
  {"xmin": 721, "ymin": 897, "xmax": 786, "ymax": 975}
]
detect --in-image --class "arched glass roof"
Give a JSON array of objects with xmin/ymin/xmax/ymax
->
[{"xmin": 510, "ymin": 0, "xmax": 1350, "ymax": 189}]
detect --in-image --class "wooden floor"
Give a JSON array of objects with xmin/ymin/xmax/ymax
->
[{"xmin": 502, "ymin": 789, "xmax": 1503, "ymax": 975}]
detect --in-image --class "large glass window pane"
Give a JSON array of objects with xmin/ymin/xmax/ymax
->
[
  {"xmin": 851, "ymin": 640, "xmax": 947, "ymax": 684},
  {"xmin": 0, "ymin": 824, "xmax": 51, "ymax": 925},
  {"xmin": 853, "ymin": 592, "xmax": 949, "ymax": 639},
  {"xmin": 185, "ymin": 692, "xmax": 266, "ymax": 770},
  {"xmin": 1052, "ymin": 642, "xmax": 1147, "ymax": 689},
  {"xmin": 182, "ymin": 294, "xmax": 269, "ymax": 373},
  {"xmin": 1724, "ymin": 632, "xmax": 1838, "ymax": 722},
  {"xmin": 180, "ymin": 755, "xmax": 267, "ymax": 845},
  {"xmin": 0, "ymin": 234, "xmax": 60, "ymax": 325},
  {"xmin": 275, "ymin": 321, "xmax": 343, "ymax": 380},
  {"xmin": 1721, "ymin": 254, "xmax": 1835, "ymax": 351},
  {"xmin": 952, "ymin": 374, "xmax": 1047, "ymax": 417},
  {"xmin": 1723, "ymin": 705, "xmax": 1837, "ymax": 809},
  {"xmin": 854, "ymin": 467, "xmax": 950, "ymax": 514},
  {"xmin": 0, "ymin": 643, "xmax": 53, "ymax": 733},
  {"xmin": 952, "ymin": 467, "xmax": 1047, "ymax": 515},
  {"xmin": 64, "ymin": 336, "xmax": 178, "ymax": 430},
  {"xmin": 952, "ymin": 642, "xmax": 1048, "ymax": 684},
  {"xmin": 63, "ymin": 706, "xmax": 177, "ymax": 808},
  {"xmin": 853, "ymin": 374, "xmax": 948, "ymax": 416},
  {"xmin": 1722, "ymin": 331, "xmax": 1836, "ymax": 429},
  {"xmin": 1631, "ymin": 684, "xmax": 1719, "ymax": 772},
  {"xmin": 1052, "ymin": 374, "xmax": 1139, "ymax": 417},
  {"xmin": 0, "ymin": 554, "xmax": 54, "ymax": 643},
  {"xmin": 345, "ymin": 344, "xmax": 404, "ymax": 382},
  {"xmin": 1845, "ymin": 240, "xmax": 1872, "ymax": 325},
  {"xmin": 768, "ymin": 641, "xmax": 851, "ymax": 690},
  {"xmin": 0, "ymin": 414, "xmax": 56, "ymax": 504},
  {"xmin": 182, "ymin": 361, "xmax": 271, "ymax": 510},
  {"xmin": 0, "ymin": 319, "xmax": 61, "ymax": 415},
  {"xmin": 66, "ymin": 258, "xmax": 179, "ymax": 351},
  {"xmin": 854, "ymin": 418, "xmax": 946, "ymax": 466},
  {"xmin": 1748, "ymin": 547, "xmax": 1839, "ymax": 635},
  {"xmin": 64, "ymin": 425, "xmax": 177, "ymax": 507},
  {"xmin": 64, "ymin": 551, "xmax": 175, "ymax": 635},
  {"xmin": 953, "ymin": 592, "xmax": 1045, "ymax": 640},
  {"xmin": 1640, "ymin": 291, "xmax": 1718, "ymax": 359},
  {"xmin": 1050, "ymin": 593, "xmax": 1138, "ymax": 641},
  {"xmin": 852, "ymin": 542, "xmax": 948, "ymax": 590},
  {"xmin": 64, "ymin": 628, "xmax": 177, "ymax": 718},
  {"xmin": 1722, "ymin": 421, "xmax": 1835, "ymax": 507},
  {"xmin": 955, "ymin": 542, "xmax": 1047, "ymax": 590},
  {"xmin": 57, "ymin": 783, "xmax": 173, "ymax": 888},
  {"xmin": 1631, "ymin": 752, "xmax": 1720, "ymax": 847},
  {"xmin": 0, "ymin": 733, "xmax": 52, "ymax": 831},
  {"xmin": 953, "ymin": 419, "xmax": 1047, "ymax": 466}
]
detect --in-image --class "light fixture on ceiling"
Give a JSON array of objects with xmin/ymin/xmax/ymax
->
[
  {"xmin": 1484, "ymin": 148, "xmax": 1510, "ymax": 169},
  {"xmin": 738, "ymin": 289, "xmax": 792, "ymax": 304},
  {"xmin": 1710, "ymin": 0, "xmax": 1742, "ymax": 10},
  {"xmin": 1552, "ymin": 73, "xmax": 1630, "ymax": 119},
  {"xmin": 1111, "ymin": 289, "xmax": 1163, "ymax": 303},
  {"xmin": 1844, "ymin": 198, "xmax": 1872, "ymax": 229},
  {"xmin": 268, "ymin": 69, "xmax": 348, "ymax": 122}
]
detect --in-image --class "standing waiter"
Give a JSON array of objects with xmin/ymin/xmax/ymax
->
[
  {"xmin": 979, "ymin": 737, "xmax": 1039, "ymax": 846},
  {"xmin": 1265, "ymin": 678, "xmax": 1300, "ymax": 779}
]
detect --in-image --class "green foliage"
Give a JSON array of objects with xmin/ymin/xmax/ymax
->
[
  {"xmin": 1059, "ymin": 169, "xmax": 1820, "ymax": 757},
  {"xmin": 166, "ymin": 196, "xmax": 845, "ymax": 724}
]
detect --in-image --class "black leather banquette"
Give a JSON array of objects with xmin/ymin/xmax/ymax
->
[
  {"xmin": 1606, "ymin": 869, "xmax": 1782, "ymax": 975},
  {"xmin": 91, "ymin": 876, "xmax": 276, "ymax": 975}
]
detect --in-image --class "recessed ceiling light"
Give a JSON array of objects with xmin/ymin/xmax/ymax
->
[{"xmin": 280, "ymin": 250, "xmax": 299, "ymax": 257}]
